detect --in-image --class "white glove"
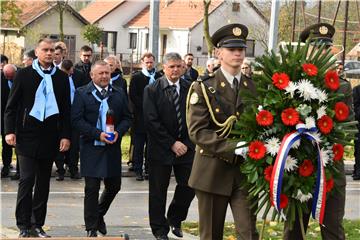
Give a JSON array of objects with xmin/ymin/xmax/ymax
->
[{"xmin": 235, "ymin": 141, "xmax": 248, "ymax": 158}]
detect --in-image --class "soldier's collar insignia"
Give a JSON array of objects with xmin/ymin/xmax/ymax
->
[
  {"xmin": 189, "ymin": 92, "xmax": 199, "ymax": 105},
  {"xmin": 232, "ymin": 27, "xmax": 242, "ymax": 37},
  {"xmin": 319, "ymin": 26, "xmax": 328, "ymax": 35},
  {"xmin": 220, "ymin": 82, "xmax": 226, "ymax": 87}
]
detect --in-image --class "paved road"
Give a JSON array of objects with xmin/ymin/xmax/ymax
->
[{"xmin": 1, "ymin": 166, "xmax": 359, "ymax": 239}]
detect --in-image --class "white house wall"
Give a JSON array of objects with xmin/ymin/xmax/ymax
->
[
  {"xmin": 97, "ymin": 1, "xmax": 148, "ymax": 56},
  {"xmin": 190, "ymin": 1, "xmax": 268, "ymax": 65},
  {"xmin": 24, "ymin": 8, "xmax": 87, "ymax": 53}
]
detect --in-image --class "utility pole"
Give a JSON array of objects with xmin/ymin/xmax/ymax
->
[
  {"xmin": 291, "ymin": 1, "xmax": 297, "ymax": 42},
  {"xmin": 149, "ymin": 0, "xmax": 159, "ymax": 62},
  {"xmin": 342, "ymin": 0, "xmax": 349, "ymax": 65},
  {"xmin": 268, "ymin": 0, "xmax": 280, "ymax": 52},
  {"xmin": 317, "ymin": 0, "xmax": 322, "ymax": 23}
]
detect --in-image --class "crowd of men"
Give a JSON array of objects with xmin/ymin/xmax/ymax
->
[{"xmin": 0, "ymin": 21, "xmax": 359, "ymax": 240}]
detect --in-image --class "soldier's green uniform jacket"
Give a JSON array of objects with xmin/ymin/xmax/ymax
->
[{"xmin": 186, "ymin": 69, "xmax": 256, "ymax": 196}]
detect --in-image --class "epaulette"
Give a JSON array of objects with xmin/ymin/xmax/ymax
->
[{"xmin": 198, "ymin": 73, "xmax": 215, "ymax": 82}]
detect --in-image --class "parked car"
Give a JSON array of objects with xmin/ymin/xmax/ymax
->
[{"xmin": 337, "ymin": 60, "xmax": 360, "ymax": 78}]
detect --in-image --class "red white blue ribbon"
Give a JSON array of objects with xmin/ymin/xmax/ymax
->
[{"xmin": 270, "ymin": 123, "xmax": 326, "ymax": 224}]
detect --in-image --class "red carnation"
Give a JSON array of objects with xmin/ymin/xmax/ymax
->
[
  {"xmin": 332, "ymin": 143, "xmax": 344, "ymax": 161},
  {"xmin": 264, "ymin": 165, "xmax": 273, "ymax": 182},
  {"xmin": 281, "ymin": 108, "xmax": 300, "ymax": 126},
  {"xmin": 279, "ymin": 194, "xmax": 289, "ymax": 209},
  {"xmin": 256, "ymin": 110, "xmax": 274, "ymax": 127},
  {"xmin": 317, "ymin": 115, "xmax": 333, "ymax": 134},
  {"xmin": 326, "ymin": 177, "xmax": 334, "ymax": 193},
  {"xmin": 298, "ymin": 159, "xmax": 314, "ymax": 177},
  {"xmin": 334, "ymin": 102, "xmax": 349, "ymax": 122},
  {"xmin": 324, "ymin": 70, "xmax": 340, "ymax": 91},
  {"xmin": 272, "ymin": 72, "xmax": 290, "ymax": 90},
  {"xmin": 248, "ymin": 140, "xmax": 266, "ymax": 160},
  {"xmin": 302, "ymin": 63, "xmax": 318, "ymax": 76}
]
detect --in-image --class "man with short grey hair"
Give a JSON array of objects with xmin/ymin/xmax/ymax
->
[{"xmin": 143, "ymin": 52, "xmax": 195, "ymax": 240}]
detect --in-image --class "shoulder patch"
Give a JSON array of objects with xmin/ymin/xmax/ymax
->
[{"xmin": 189, "ymin": 92, "xmax": 199, "ymax": 104}]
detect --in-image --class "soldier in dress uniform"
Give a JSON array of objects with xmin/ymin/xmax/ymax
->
[
  {"xmin": 186, "ymin": 24, "xmax": 258, "ymax": 239},
  {"xmin": 284, "ymin": 22, "xmax": 353, "ymax": 240}
]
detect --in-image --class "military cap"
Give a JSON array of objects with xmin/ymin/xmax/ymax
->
[
  {"xmin": 211, "ymin": 24, "xmax": 248, "ymax": 49},
  {"xmin": 299, "ymin": 23, "xmax": 335, "ymax": 46}
]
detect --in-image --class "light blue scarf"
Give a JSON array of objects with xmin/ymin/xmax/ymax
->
[
  {"xmin": 110, "ymin": 74, "xmax": 120, "ymax": 85},
  {"xmin": 29, "ymin": 59, "xmax": 59, "ymax": 121},
  {"xmin": 69, "ymin": 75, "xmax": 75, "ymax": 104},
  {"xmin": 92, "ymin": 89, "xmax": 109, "ymax": 146},
  {"xmin": 7, "ymin": 80, "xmax": 12, "ymax": 89},
  {"xmin": 141, "ymin": 68, "xmax": 156, "ymax": 85}
]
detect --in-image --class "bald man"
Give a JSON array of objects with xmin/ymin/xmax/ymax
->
[{"xmin": 1, "ymin": 64, "xmax": 17, "ymax": 178}]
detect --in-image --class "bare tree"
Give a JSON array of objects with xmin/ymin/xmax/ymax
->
[
  {"xmin": 46, "ymin": 0, "xmax": 69, "ymax": 42},
  {"xmin": 203, "ymin": 0, "xmax": 214, "ymax": 57}
]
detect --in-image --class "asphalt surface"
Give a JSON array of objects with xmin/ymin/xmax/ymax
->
[{"xmin": 1, "ymin": 162, "xmax": 359, "ymax": 239}]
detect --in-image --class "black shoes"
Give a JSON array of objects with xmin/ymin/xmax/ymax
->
[
  {"xmin": 87, "ymin": 230, "xmax": 97, "ymax": 237},
  {"xmin": 70, "ymin": 171, "xmax": 81, "ymax": 179},
  {"xmin": 353, "ymin": 175, "xmax": 360, "ymax": 180},
  {"xmin": 170, "ymin": 225, "xmax": 183, "ymax": 238},
  {"xmin": 31, "ymin": 227, "xmax": 51, "ymax": 238},
  {"xmin": 56, "ymin": 174, "xmax": 64, "ymax": 181},
  {"xmin": 136, "ymin": 172, "xmax": 144, "ymax": 181},
  {"xmin": 1, "ymin": 166, "xmax": 10, "ymax": 178},
  {"xmin": 18, "ymin": 229, "xmax": 31, "ymax": 238},
  {"xmin": 98, "ymin": 216, "xmax": 107, "ymax": 235},
  {"xmin": 144, "ymin": 172, "xmax": 149, "ymax": 180}
]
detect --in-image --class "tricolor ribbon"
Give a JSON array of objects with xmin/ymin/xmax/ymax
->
[{"xmin": 270, "ymin": 123, "xmax": 326, "ymax": 224}]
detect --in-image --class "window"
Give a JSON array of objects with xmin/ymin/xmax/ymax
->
[
  {"xmin": 102, "ymin": 31, "xmax": 117, "ymax": 52},
  {"xmin": 129, "ymin": 32, "xmax": 137, "ymax": 49},
  {"xmin": 245, "ymin": 39, "xmax": 255, "ymax": 57},
  {"xmin": 145, "ymin": 33, "xmax": 149, "ymax": 49},
  {"xmin": 232, "ymin": 2, "xmax": 240, "ymax": 12}
]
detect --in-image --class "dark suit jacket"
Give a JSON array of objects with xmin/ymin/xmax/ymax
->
[
  {"xmin": 143, "ymin": 76, "xmax": 195, "ymax": 165},
  {"xmin": 129, "ymin": 70, "xmax": 162, "ymax": 133},
  {"xmin": 71, "ymin": 82, "xmax": 132, "ymax": 178},
  {"xmin": 4, "ymin": 65, "xmax": 71, "ymax": 159},
  {"xmin": 353, "ymin": 84, "xmax": 360, "ymax": 121},
  {"xmin": 72, "ymin": 68, "xmax": 88, "ymax": 89},
  {"xmin": 184, "ymin": 67, "xmax": 199, "ymax": 82},
  {"xmin": 74, "ymin": 61, "xmax": 92, "ymax": 84},
  {"xmin": 111, "ymin": 70, "xmax": 128, "ymax": 99},
  {"xmin": 187, "ymin": 70, "xmax": 256, "ymax": 196},
  {"xmin": 1, "ymin": 71, "xmax": 11, "ymax": 134}
]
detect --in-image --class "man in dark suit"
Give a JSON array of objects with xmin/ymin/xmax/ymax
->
[
  {"xmin": 74, "ymin": 45, "xmax": 93, "ymax": 84},
  {"xmin": 183, "ymin": 53, "xmax": 199, "ymax": 81},
  {"xmin": 72, "ymin": 60, "xmax": 131, "ymax": 237},
  {"xmin": 186, "ymin": 24, "xmax": 258, "ymax": 239},
  {"xmin": 55, "ymin": 60, "xmax": 87, "ymax": 180},
  {"xmin": 143, "ymin": 52, "xmax": 195, "ymax": 240},
  {"xmin": 284, "ymin": 22, "xmax": 353, "ymax": 240},
  {"xmin": 22, "ymin": 50, "xmax": 36, "ymax": 67},
  {"xmin": 1, "ymin": 64, "xmax": 17, "ymax": 178},
  {"xmin": 129, "ymin": 52, "xmax": 162, "ymax": 181},
  {"xmin": 104, "ymin": 55, "xmax": 127, "ymax": 97},
  {"xmin": 4, "ymin": 38, "xmax": 71, "ymax": 238}
]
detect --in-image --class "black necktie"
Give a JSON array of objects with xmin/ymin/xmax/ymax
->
[
  {"xmin": 233, "ymin": 77, "xmax": 239, "ymax": 95},
  {"xmin": 171, "ymin": 85, "xmax": 183, "ymax": 138},
  {"xmin": 101, "ymin": 88, "xmax": 107, "ymax": 97}
]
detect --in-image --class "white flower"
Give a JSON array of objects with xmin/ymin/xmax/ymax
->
[
  {"xmin": 295, "ymin": 189, "xmax": 312, "ymax": 203},
  {"xmin": 316, "ymin": 89, "xmax": 328, "ymax": 103},
  {"xmin": 311, "ymin": 131, "xmax": 322, "ymax": 143},
  {"xmin": 292, "ymin": 139, "xmax": 301, "ymax": 149},
  {"xmin": 305, "ymin": 116, "xmax": 316, "ymax": 129},
  {"xmin": 285, "ymin": 155, "xmax": 298, "ymax": 172},
  {"xmin": 258, "ymin": 105, "xmax": 263, "ymax": 111},
  {"xmin": 297, "ymin": 104, "xmax": 312, "ymax": 118},
  {"xmin": 320, "ymin": 147, "xmax": 333, "ymax": 166},
  {"xmin": 265, "ymin": 137, "xmax": 281, "ymax": 157},
  {"xmin": 316, "ymin": 106, "xmax": 327, "ymax": 119},
  {"xmin": 285, "ymin": 81, "xmax": 298, "ymax": 98},
  {"xmin": 297, "ymin": 79, "xmax": 318, "ymax": 101}
]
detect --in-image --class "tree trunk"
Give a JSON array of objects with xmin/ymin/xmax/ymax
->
[{"xmin": 203, "ymin": 0, "xmax": 213, "ymax": 57}]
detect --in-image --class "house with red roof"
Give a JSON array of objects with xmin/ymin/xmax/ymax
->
[{"xmin": 0, "ymin": 0, "xmax": 89, "ymax": 61}]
